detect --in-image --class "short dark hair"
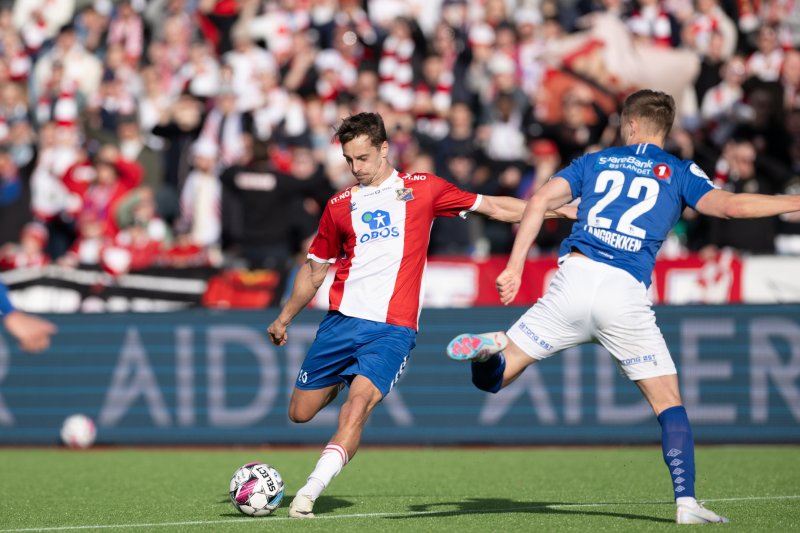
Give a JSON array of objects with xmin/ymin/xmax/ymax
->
[
  {"xmin": 334, "ymin": 112, "xmax": 387, "ymax": 148},
  {"xmin": 621, "ymin": 90, "xmax": 676, "ymax": 138}
]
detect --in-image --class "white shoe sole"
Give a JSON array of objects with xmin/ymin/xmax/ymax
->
[{"xmin": 447, "ymin": 332, "xmax": 508, "ymax": 361}]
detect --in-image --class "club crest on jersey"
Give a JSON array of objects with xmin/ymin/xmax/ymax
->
[
  {"xmin": 396, "ymin": 187, "xmax": 414, "ymax": 202},
  {"xmin": 653, "ymin": 164, "xmax": 672, "ymax": 180}
]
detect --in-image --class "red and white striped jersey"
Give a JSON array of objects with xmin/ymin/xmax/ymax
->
[{"xmin": 308, "ymin": 170, "xmax": 481, "ymax": 329}]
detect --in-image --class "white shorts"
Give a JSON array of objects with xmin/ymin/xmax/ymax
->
[{"xmin": 507, "ymin": 255, "xmax": 677, "ymax": 381}]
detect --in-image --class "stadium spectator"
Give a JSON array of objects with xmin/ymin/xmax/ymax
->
[
  {"xmin": 514, "ymin": 9, "xmax": 546, "ymax": 96},
  {"xmin": 517, "ymin": 139, "xmax": 573, "ymax": 254},
  {"xmin": 223, "ymin": 27, "xmax": 277, "ymax": 113},
  {"xmin": 220, "ymin": 137, "xmax": 323, "ymax": 271},
  {"xmin": 73, "ymin": 2, "xmax": 111, "ymax": 56},
  {"xmin": 0, "ymin": 221, "xmax": 48, "ymax": 271},
  {"xmin": 349, "ymin": 69, "xmax": 381, "ymax": 116},
  {"xmin": 137, "ymin": 66, "xmax": 172, "ymax": 142},
  {"xmin": 58, "ymin": 210, "xmax": 110, "ymax": 268},
  {"xmin": 432, "ymin": 101, "xmax": 474, "ymax": 172},
  {"xmin": 267, "ymin": 111, "xmax": 572, "ymax": 519},
  {"xmin": 2, "ymin": 31, "xmax": 32, "ymax": 82},
  {"xmin": 478, "ymin": 89, "xmax": 528, "ymax": 174},
  {"xmin": 111, "ymin": 114, "xmax": 164, "ymax": 200},
  {"xmin": 12, "ymin": 0, "xmax": 76, "ymax": 51},
  {"xmin": 525, "ymin": 84, "xmax": 610, "ymax": 168},
  {"xmin": 178, "ymin": 139, "xmax": 223, "ymax": 249},
  {"xmin": 745, "ymin": 24, "xmax": 784, "ymax": 82},
  {"xmin": 32, "ymin": 22, "xmax": 103, "ymax": 103},
  {"xmin": 706, "ymin": 137, "xmax": 781, "ymax": 254},
  {"xmin": 741, "ymin": 82, "xmax": 793, "ymax": 167},
  {"xmin": 151, "ymin": 91, "xmax": 204, "ymax": 192},
  {"xmin": 377, "ymin": 17, "xmax": 419, "ymax": 112},
  {"xmin": 429, "ymin": 146, "xmax": 479, "ymax": 256},
  {"xmin": 75, "ymin": 143, "xmax": 143, "ymax": 237},
  {"xmin": 178, "ymin": 40, "xmax": 222, "ymax": 101},
  {"xmin": 627, "ymin": 0, "xmax": 674, "ymax": 47},
  {"xmin": 693, "ymin": 30, "xmax": 726, "ymax": 106},
  {"xmin": 85, "ymin": 70, "xmax": 138, "ymax": 134},
  {"xmin": 106, "ymin": 0, "xmax": 145, "ymax": 66},
  {"xmin": 412, "ymin": 52, "xmax": 453, "ymax": 148},
  {"xmin": 197, "ymin": 85, "xmax": 253, "ymax": 169},
  {"xmin": 0, "ymin": 143, "xmax": 32, "ymax": 248},
  {"xmin": 29, "ymin": 122, "xmax": 80, "ymax": 258},
  {"xmin": 245, "ymin": 0, "xmax": 311, "ymax": 64},
  {"xmin": 682, "ymin": 0, "xmax": 737, "ymax": 60},
  {"xmin": 780, "ymin": 49, "xmax": 800, "ymax": 111},
  {"xmin": 446, "ymin": 89, "xmax": 800, "ymax": 525},
  {"xmin": 105, "ymin": 187, "xmax": 171, "ymax": 275},
  {"xmin": 457, "ymin": 23, "xmax": 495, "ymax": 107},
  {"xmin": 5, "ymin": 117, "xmax": 35, "ymax": 173},
  {"xmin": 279, "ymin": 29, "xmax": 318, "ymax": 97},
  {"xmin": 700, "ymin": 55, "xmax": 747, "ymax": 142},
  {"xmin": 314, "ymin": 49, "xmax": 357, "ymax": 111}
]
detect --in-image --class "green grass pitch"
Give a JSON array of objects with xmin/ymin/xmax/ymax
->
[{"xmin": 0, "ymin": 446, "xmax": 798, "ymax": 532}]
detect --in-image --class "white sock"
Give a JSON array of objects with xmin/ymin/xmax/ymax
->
[
  {"xmin": 297, "ymin": 443, "xmax": 349, "ymax": 500},
  {"xmin": 676, "ymin": 496, "xmax": 698, "ymax": 508}
]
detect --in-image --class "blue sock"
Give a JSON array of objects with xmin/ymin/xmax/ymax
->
[
  {"xmin": 657, "ymin": 405, "xmax": 696, "ymax": 500},
  {"xmin": 471, "ymin": 354, "xmax": 505, "ymax": 393}
]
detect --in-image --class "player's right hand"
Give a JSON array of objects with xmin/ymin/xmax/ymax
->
[
  {"xmin": 3, "ymin": 311, "xmax": 57, "ymax": 353},
  {"xmin": 267, "ymin": 319, "xmax": 288, "ymax": 346},
  {"xmin": 496, "ymin": 268, "xmax": 521, "ymax": 306}
]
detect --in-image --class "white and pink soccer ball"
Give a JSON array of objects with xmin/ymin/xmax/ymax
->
[
  {"xmin": 59, "ymin": 414, "xmax": 96, "ymax": 449},
  {"xmin": 229, "ymin": 462, "xmax": 285, "ymax": 516}
]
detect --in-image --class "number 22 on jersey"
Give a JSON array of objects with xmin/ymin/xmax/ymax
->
[{"xmin": 587, "ymin": 170, "xmax": 659, "ymax": 239}]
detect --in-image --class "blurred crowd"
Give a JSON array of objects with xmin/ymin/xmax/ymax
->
[{"xmin": 0, "ymin": 0, "xmax": 799, "ymax": 278}]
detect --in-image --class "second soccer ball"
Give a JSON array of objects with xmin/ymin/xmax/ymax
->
[{"xmin": 60, "ymin": 414, "xmax": 97, "ymax": 449}]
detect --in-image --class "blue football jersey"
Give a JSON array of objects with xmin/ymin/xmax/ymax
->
[{"xmin": 557, "ymin": 143, "xmax": 716, "ymax": 285}]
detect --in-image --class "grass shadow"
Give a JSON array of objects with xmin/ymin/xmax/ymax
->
[{"xmin": 385, "ymin": 498, "xmax": 673, "ymax": 524}]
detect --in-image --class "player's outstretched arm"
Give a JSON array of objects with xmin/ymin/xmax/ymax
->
[
  {"xmin": 267, "ymin": 260, "xmax": 329, "ymax": 346},
  {"xmin": 497, "ymin": 178, "xmax": 573, "ymax": 305},
  {"xmin": 695, "ymin": 189, "xmax": 800, "ymax": 219},
  {"xmin": 476, "ymin": 196, "xmax": 578, "ymax": 223}
]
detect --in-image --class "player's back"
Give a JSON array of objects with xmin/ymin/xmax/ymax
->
[{"xmin": 557, "ymin": 143, "xmax": 715, "ymax": 285}]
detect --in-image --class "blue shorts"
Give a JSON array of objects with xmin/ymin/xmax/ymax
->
[{"xmin": 295, "ymin": 312, "xmax": 417, "ymax": 398}]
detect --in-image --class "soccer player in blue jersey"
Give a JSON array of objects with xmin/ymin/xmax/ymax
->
[
  {"xmin": 0, "ymin": 281, "xmax": 56, "ymax": 352},
  {"xmin": 447, "ymin": 89, "xmax": 800, "ymax": 525}
]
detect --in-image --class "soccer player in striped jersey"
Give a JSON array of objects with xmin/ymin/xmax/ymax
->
[
  {"xmin": 267, "ymin": 112, "xmax": 572, "ymax": 518},
  {"xmin": 448, "ymin": 89, "xmax": 800, "ymax": 524}
]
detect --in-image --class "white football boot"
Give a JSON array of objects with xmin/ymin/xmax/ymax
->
[
  {"xmin": 288, "ymin": 494, "xmax": 316, "ymax": 518},
  {"xmin": 447, "ymin": 332, "xmax": 508, "ymax": 362},
  {"xmin": 676, "ymin": 501, "xmax": 729, "ymax": 524}
]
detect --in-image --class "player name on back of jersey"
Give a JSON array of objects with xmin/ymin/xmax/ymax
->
[{"xmin": 584, "ymin": 225, "xmax": 642, "ymax": 254}]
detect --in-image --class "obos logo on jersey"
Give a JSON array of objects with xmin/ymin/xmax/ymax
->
[{"xmin": 360, "ymin": 210, "xmax": 400, "ymax": 243}]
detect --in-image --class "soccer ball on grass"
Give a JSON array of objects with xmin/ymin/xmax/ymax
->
[
  {"xmin": 229, "ymin": 462, "xmax": 285, "ymax": 516},
  {"xmin": 60, "ymin": 414, "xmax": 97, "ymax": 449}
]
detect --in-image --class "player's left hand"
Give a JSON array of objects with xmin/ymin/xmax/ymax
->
[{"xmin": 496, "ymin": 268, "xmax": 522, "ymax": 305}]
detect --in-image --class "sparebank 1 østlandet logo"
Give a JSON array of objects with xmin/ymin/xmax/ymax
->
[{"xmin": 360, "ymin": 210, "xmax": 400, "ymax": 243}]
